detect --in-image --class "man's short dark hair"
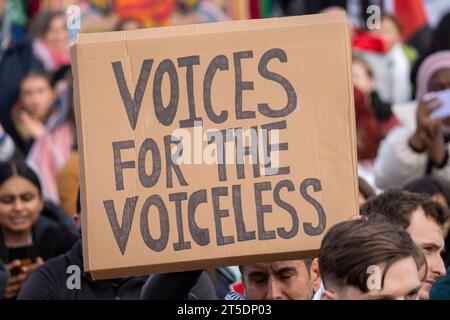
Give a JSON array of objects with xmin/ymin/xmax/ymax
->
[
  {"xmin": 319, "ymin": 219, "xmax": 424, "ymax": 294},
  {"xmin": 239, "ymin": 258, "xmax": 313, "ymax": 276},
  {"xmin": 360, "ymin": 189, "xmax": 449, "ymax": 230}
]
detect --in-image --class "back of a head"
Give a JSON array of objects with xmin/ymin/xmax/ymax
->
[
  {"xmin": 404, "ymin": 177, "xmax": 442, "ymax": 198},
  {"xmin": 319, "ymin": 219, "xmax": 424, "ymax": 294},
  {"xmin": 360, "ymin": 189, "xmax": 449, "ymax": 230},
  {"xmin": 29, "ymin": 10, "xmax": 65, "ymax": 39}
]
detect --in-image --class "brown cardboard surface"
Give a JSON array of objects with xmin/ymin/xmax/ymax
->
[{"xmin": 72, "ymin": 12, "xmax": 358, "ymax": 280}]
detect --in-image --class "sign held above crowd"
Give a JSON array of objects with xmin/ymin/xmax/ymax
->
[{"xmin": 72, "ymin": 12, "xmax": 358, "ymax": 280}]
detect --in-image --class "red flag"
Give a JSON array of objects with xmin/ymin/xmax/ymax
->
[
  {"xmin": 352, "ymin": 31, "xmax": 387, "ymax": 53},
  {"xmin": 230, "ymin": 280, "xmax": 245, "ymax": 295},
  {"xmin": 394, "ymin": 0, "xmax": 428, "ymax": 42}
]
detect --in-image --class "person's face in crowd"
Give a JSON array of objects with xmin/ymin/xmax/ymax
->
[
  {"xmin": 352, "ymin": 61, "xmax": 374, "ymax": 96},
  {"xmin": 44, "ymin": 15, "xmax": 69, "ymax": 52},
  {"xmin": 242, "ymin": 259, "xmax": 313, "ymax": 300},
  {"xmin": 322, "ymin": 256, "xmax": 421, "ymax": 300},
  {"xmin": 406, "ymin": 207, "xmax": 446, "ymax": 300},
  {"xmin": 20, "ymin": 75, "xmax": 54, "ymax": 120},
  {"xmin": 428, "ymin": 68, "xmax": 450, "ymax": 93},
  {"xmin": 0, "ymin": 0, "xmax": 5, "ymax": 17},
  {"xmin": 119, "ymin": 19, "xmax": 142, "ymax": 31},
  {"xmin": 0, "ymin": 176, "xmax": 43, "ymax": 237},
  {"xmin": 374, "ymin": 17, "xmax": 401, "ymax": 50}
]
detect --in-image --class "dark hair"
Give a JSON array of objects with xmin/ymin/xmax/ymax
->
[
  {"xmin": 360, "ymin": 188, "xmax": 449, "ymax": 229},
  {"xmin": 319, "ymin": 219, "xmax": 424, "ymax": 293},
  {"xmin": 76, "ymin": 188, "xmax": 80, "ymax": 214},
  {"xmin": 29, "ymin": 11, "xmax": 65, "ymax": 39},
  {"xmin": 430, "ymin": 12, "xmax": 450, "ymax": 54},
  {"xmin": 20, "ymin": 70, "xmax": 53, "ymax": 89},
  {"xmin": 66, "ymin": 72, "xmax": 77, "ymax": 151},
  {"xmin": 359, "ymin": 176, "xmax": 376, "ymax": 202},
  {"xmin": 51, "ymin": 65, "xmax": 71, "ymax": 87},
  {"xmin": 0, "ymin": 159, "xmax": 42, "ymax": 195},
  {"xmin": 53, "ymin": 67, "xmax": 77, "ymax": 150},
  {"xmin": 404, "ymin": 177, "xmax": 444, "ymax": 198}
]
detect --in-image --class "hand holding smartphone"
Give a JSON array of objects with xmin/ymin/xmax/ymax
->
[
  {"xmin": 423, "ymin": 89, "xmax": 450, "ymax": 120},
  {"xmin": 7, "ymin": 244, "xmax": 37, "ymax": 276}
]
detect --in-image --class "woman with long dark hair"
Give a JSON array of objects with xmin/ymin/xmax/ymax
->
[{"xmin": 0, "ymin": 158, "xmax": 78, "ymax": 299}]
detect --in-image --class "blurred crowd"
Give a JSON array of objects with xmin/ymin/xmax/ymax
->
[{"xmin": 1, "ymin": 0, "xmax": 450, "ymax": 301}]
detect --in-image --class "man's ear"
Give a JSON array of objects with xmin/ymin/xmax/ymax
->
[
  {"xmin": 322, "ymin": 289, "xmax": 338, "ymax": 300},
  {"xmin": 239, "ymin": 266, "xmax": 247, "ymax": 296},
  {"xmin": 310, "ymin": 258, "xmax": 322, "ymax": 293}
]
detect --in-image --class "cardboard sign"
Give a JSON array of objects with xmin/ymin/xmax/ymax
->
[{"xmin": 72, "ymin": 12, "xmax": 358, "ymax": 280}]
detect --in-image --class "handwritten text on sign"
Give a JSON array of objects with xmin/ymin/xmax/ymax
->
[{"xmin": 104, "ymin": 48, "xmax": 326, "ymax": 255}]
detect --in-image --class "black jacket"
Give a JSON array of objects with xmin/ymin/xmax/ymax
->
[
  {"xmin": 17, "ymin": 241, "xmax": 147, "ymax": 300},
  {"xmin": 0, "ymin": 24, "xmax": 36, "ymax": 129},
  {"xmin": 0, "ymin": 203, "xmax": 79, "ymax": 262},
  {"xmin": 140, "ymin": 270, "xmax": 218, "ymax": 300},
  {"xmin": 0, "ymin": 261, "xmax": 8, "ymax": 299}
]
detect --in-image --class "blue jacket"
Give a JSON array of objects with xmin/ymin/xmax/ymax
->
[
  {"xmin": 0, "ymin": 24, "xmax": 37, "ymax": 129},
  {"xmin": 430, "ymin": 267, "xmax": 450, "ymax": 300}
]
